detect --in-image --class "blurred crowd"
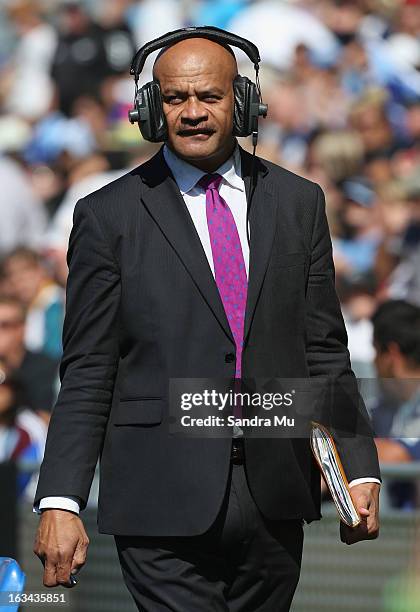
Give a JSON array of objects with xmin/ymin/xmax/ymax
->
[{"xmin": 0, "ymin": 0, "xmax": 419, "ymax": 506}]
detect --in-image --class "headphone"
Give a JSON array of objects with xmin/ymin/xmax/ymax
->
[{"xmin": 128, "ymin": 26, "xmax": 268, "ymax": 146}]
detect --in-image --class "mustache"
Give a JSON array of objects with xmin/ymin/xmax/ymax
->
[{"xmin": 177, "ymin": 126, "xmax": 216, "ymax": 136}]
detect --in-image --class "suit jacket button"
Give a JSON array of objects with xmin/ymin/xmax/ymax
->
[{"xmin": 225, "ymin": 353, "xmax": 235, "ymax": 363}]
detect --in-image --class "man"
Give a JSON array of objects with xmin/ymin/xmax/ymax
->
[
  {"xmin": 0, "ymin": 296, "xmax": 51, "ymax": 496},
  {"xmin": 33, "ymin": 36, "xmax": 381, "ymax": 611},
  {"xmin": 3, "ymin": 0, "xmax": 57, "ymax": 120},
  {"xmin": 371, "ymin": 300, "xmax": 420, "ymax": 464},
  {"xmin": 0, "ymin": 295, "xmax": 58, "ymax": 421},
  {"xmin": 0, "ymin": 155, "xmax": 47, "ymax": 259},
  {"xmin": 369, "ymin": 299, "xmax": 420, "ymax": 510},
  {"xmin": 2, "ymin": 247, "xmax": 64, "ymax": 359}
]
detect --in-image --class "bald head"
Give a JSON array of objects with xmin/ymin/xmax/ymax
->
[
  {"xmin": 153, "ymin": 38, "xmax": 238, "ymax": 83},
  {"xmin": 152, "ymin": 37, "xmax": 238, "ymax": 171}
]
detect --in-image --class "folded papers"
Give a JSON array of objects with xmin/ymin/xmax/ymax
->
[{"xmin": 310, "ymin": 421, "xmax": 361, "ymax": 528}]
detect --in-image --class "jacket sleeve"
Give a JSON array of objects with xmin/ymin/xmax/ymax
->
[
  {"xmin": 305, "ymin": 184, "xmax": 381, "ymax": 482},
  {"xmin": 34, "ymin": 197, "xmax": 121, "ymax": 510}
]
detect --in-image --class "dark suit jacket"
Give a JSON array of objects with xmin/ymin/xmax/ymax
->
[{"xmin": 34, "ymin": 145, "xmax": 381, "ymax": 536}]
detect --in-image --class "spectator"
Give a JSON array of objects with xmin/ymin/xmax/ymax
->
[
  {"xmin": 349, "ymin": 88, "xmax": 395, "ymax": 156},
  {"xmin": 388, "ymin": 247, "xmax": 420, "ymax": 307},
  {"xmin": 95, "ymin": 0, "xmax": 136, "ymax": 78},
  {"xmin": 0, "ymin": 155, "xmax": 47, "ymax": 258},
  {"xmin": 42, "ymin": 153, "xmax": 128, "ymax": 287},
  {"xmin": 374, "ymin": 179, "xmax": 415, "ymax": 296},
  {"xmin": 0, "ymin": 364, "xmax": 41, "ymax": 497},
  {"xmin": 23, "ymin": 99, "xmax": 97, "ymax": 167},
  {"xmin": 0, "ymin": 366, "xmax": 30, "ymax": 462},
  {"xmin": 333, "ymin": 176, "xmax": 381, "ymax": 275},
  {"xmin": 228, "ymin": 0, "xmax": 339, "ymax": 70},
  {"xmin": 2, "ymin": 247, "xmax": 64, "ymax": 359},
  {"xmin": 0, "ymin": 295, "xmax": 59, "ymax": 421},
  {"xmin": 128, "ymin": 0, "xmax": 183, "ymax": 50},
  {"xmin": 372, "ymin": 300, "xmax": 420, "ymax": 456},
  {"xmin": 370, "ymin": 300, "xmax": 420, "ymax": 508},
  {"xmin": 51, "ymin": 1, "xmax": 112, "ymax": 116},
  {"xmin": 1, "ymin": 0, "xmax": 57, "ymax": 120},
  {"xmin": 340, "ymin": 275, "xmax": 377, "ymax": 377},
  {"xmin": 309, "ymin": 130, "xmax": 365, "ymax": 185}
]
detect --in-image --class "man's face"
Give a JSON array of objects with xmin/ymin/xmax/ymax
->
[
  {"xmin": 3, "ymin": 256, "xmax": 44, "ymax": 306},
  {"xmin": 153, "ymin": 38, "xmax": 237, "ymax": 167},
  {"xmin": 0, "ymin": 303, "xmax": 25, "ymax": 359}
]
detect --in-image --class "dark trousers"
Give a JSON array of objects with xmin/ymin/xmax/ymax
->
[{"xmin": 115, "ymin": 462, "xmax": 304, "ymax": 612}]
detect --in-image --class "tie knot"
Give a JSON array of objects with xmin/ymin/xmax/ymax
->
[{"xmin": 197, "ymin": 173, "xmax": 223, "ymax": 192}]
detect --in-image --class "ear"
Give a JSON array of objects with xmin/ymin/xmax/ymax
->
[{"xmin": 387, "ymin": 341, "xmax": 405, "ymax": 375}]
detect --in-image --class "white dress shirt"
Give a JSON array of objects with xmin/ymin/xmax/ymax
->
[
  {"xmin": 36, "ymin": 145, "xmax": 379, "ymax": 515},
  {"xmin": 163, "ymin": 144, "xmax": 250, "ymax": 278}
]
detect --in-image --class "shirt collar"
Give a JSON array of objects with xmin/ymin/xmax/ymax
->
[{"xmin": 163, "ymin": 143, "xmax": 244, "ymax": 196}]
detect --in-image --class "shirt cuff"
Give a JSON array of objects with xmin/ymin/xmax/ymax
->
[
  {"xmin": 348, "ymin": 477, "xmax": 381, "ymax": 488},
  {"xmin": 33, "ymin": 496, "xmax": 81, "ymax": 515}
]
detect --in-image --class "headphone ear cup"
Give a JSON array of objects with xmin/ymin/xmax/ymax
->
[
  {"xmin": 135, "ymin": 81, "xmax": 168, "ymax": 142},
  {"xmin": 233, "ymin": 75, "xmax": 258, "ymax": 137}
]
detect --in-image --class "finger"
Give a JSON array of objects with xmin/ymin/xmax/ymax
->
[
  {"xmin": 56, "ymin": 559, "xmax": 73, "ymax": 587},
  {"xmin": 365, "ymin": 499, "xmax": 379, "ymax": 532},
  {"xmin": 359, "ymin": 525, "xmax": 378, "ymax": 541},
  {"xmin": 366, "ymin": 514, "xmax": 379, "ymax": 537},
  {"xmin": 71, "ymin": 551, "xmax": 87, "ymax": 574},
  {"xmin": 43, "ymin": 561, "xmax": 58, "ymax": 588},
  {"xmin": 71, "ymin": 536, "xmax": 89, "ymax": 571}
]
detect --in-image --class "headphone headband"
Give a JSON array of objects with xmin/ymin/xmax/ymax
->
[{"xmin": 130, "ymin": 25, "xmax": 261, "ymax": 79}]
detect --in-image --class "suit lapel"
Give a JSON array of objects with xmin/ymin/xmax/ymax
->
[
  {"xmin": 138, "ymin": 146, "xmax": 278, "ymax": 349},
  {"xmin": 139, "ymin": 149, "xmax": 234, "ymax": 344},
  {"xmin": 239, "ymin": 147, "xmax": 277, "ymax": 346}
]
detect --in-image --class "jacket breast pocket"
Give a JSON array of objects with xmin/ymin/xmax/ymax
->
[{"xmin": 113, "ymin": 398, "xmax": 164, "ymax": 426}]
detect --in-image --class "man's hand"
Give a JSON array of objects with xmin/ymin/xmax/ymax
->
[
  {"xmin": 340, "ymin": 482, "xmax": 380, "ymax": 545},
  {"xmin": 33, "ymin": 510, "xmax": 89, "ymax": 587}
]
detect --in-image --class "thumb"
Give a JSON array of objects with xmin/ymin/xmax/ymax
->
[{"xmin": 358, "ymin": 507, "xmax": 370, "ymax": 517}]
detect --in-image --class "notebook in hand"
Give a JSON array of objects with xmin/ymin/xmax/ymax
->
[{"xmin": 310, "ymin": 421, "xmax": 361, "ymax": 528}]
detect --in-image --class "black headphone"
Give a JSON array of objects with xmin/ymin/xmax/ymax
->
[{"xmin": 128, "ymin": 26, "xmax": 268, "ymax": 146}]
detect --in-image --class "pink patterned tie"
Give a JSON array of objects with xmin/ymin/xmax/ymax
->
[{"xmin": 198, "ymin": 173, "xmax": 248, "ymax": 382}]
